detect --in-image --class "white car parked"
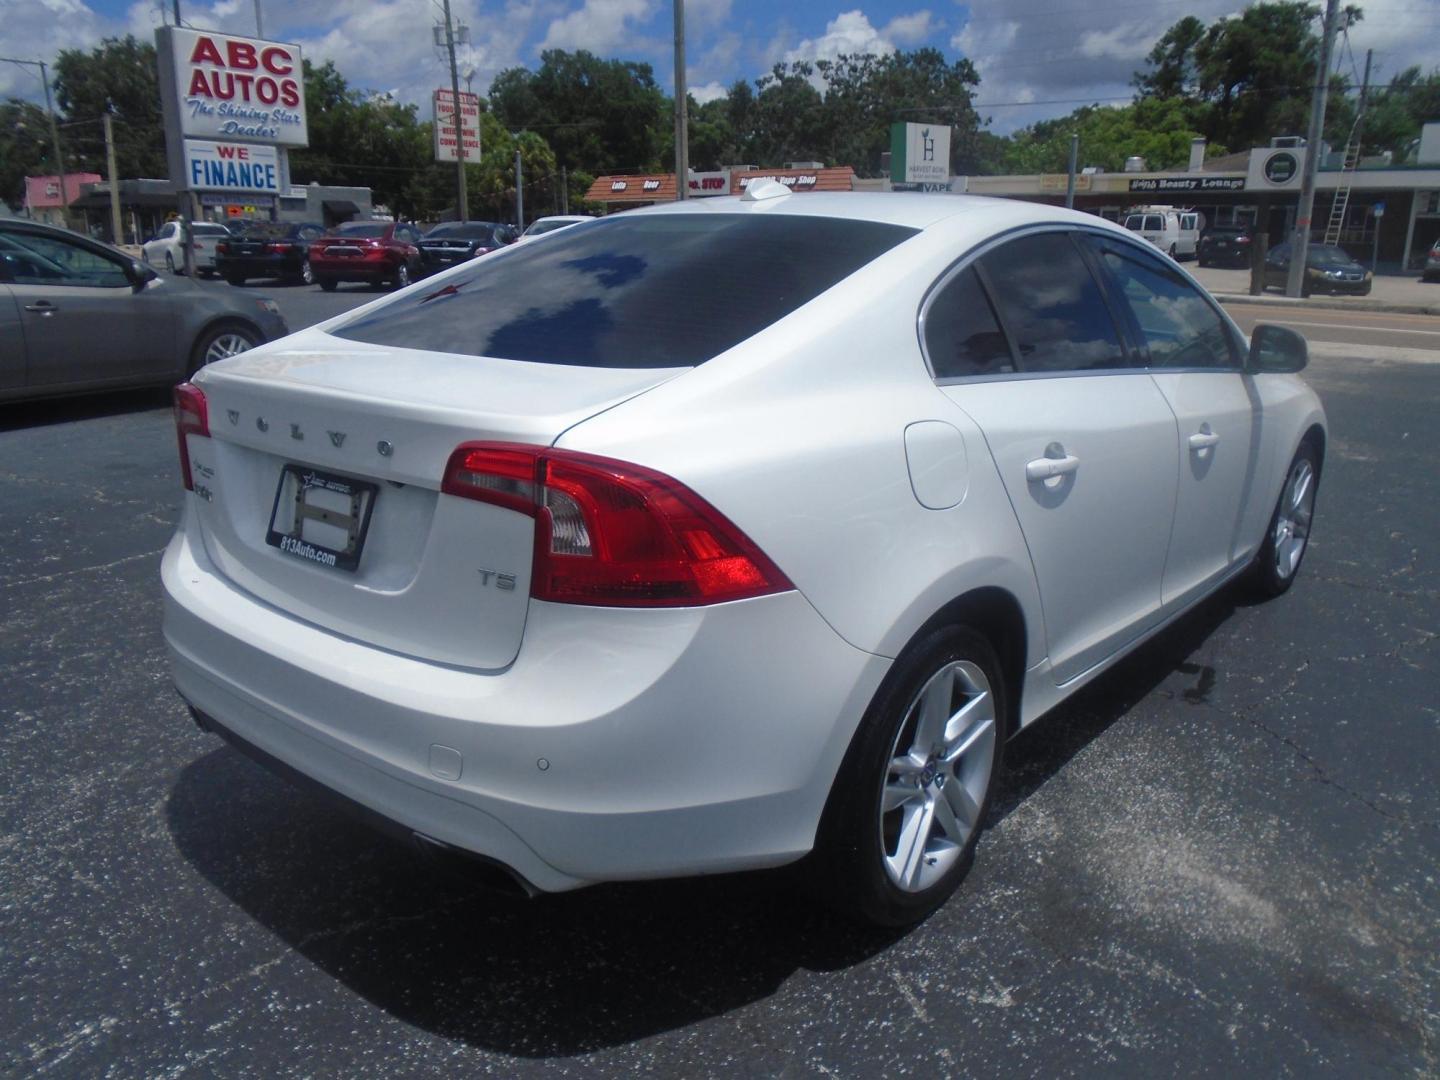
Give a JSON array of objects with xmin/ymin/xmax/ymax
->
[
  {"xmin": 143, "ymin": 220, "xmax": 231, "ymax": 276},
  {"xmin": 514, "ymin": 215, "xmax": 590, "ymax": 243},
  {"xmin": 163, "ymin": 188, "xmax": 1325, "ymax": 925},
  {"xmin": 1122, "ymin": 207, "xmax": 1201, "ymax": 261}
]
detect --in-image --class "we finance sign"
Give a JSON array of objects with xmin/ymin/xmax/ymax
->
[
  {"xmin": 157, "ymin": 27, "xmax": 308, "ymax": 147},
  {"xmin": 185, "ymin": 140, "xmax": 280, "ymax": 193}
]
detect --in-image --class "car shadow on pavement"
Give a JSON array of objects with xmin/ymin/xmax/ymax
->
[
  {"xmin": 0, "ymin": 388, "xmax": 172, "ymax": 432},
  {"xmin": 164, "ymin": 586, "xmax": 1244, "ymax": 1056}
]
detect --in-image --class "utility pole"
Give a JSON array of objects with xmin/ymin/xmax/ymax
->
[
  {"xmin": 560, "ymin": 165, "xmax": 568, "ymax": 214},
  {"xmin": 441, "ymin": 0, "xmax": 468, "ymax": 221},
  {"xmin": 1286, "ymin": 0, "xmax": 1341, "ymax": 297},
  {"xmin": 1065, "ymin": 133, "xmax": 1078, "ymax": 209},
  {"xmin": 253, "ymin": 0, "xmax": 264, "ymax": 36},
  {"xmin": 103, "ymin": 112, "xmax": 124, "ymax": 245},
  {"xmin": 514, "ymin": 147, "xmax": 524, "ymax": 230},
  {"xmin": 673, "ymin": 0, "xmax": 689, "ymax": 199}
]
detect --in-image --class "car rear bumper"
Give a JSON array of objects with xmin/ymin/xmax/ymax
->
[
  {"xmin": 310, "ymin": 257, "xmax": 399, "ymax": 281},
  {"xmin": 217, "ymin": 255, "xmax": 299, "ymax": 277},
  {"xmin": 162, "ymin": 509, "xmax": 888, "ymax": 892}
]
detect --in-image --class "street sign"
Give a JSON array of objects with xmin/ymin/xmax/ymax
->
[
  {"xmin": 433, "ymin": 89, "xmax": 481, "ymax": 164},
  {"xmin": 156, "ymin": 28, "xmax": 308, "ymax": 147},
  {"xmin": 184, "ymin": 140, "xmax": 280, "ymax": 194},
  {"xmin": 1373, "ymin": 201, "xmax": 1385, "ymax": 218},
  {"xmin": 889, "ymin": 122, "xmax": 951, "ymax": 185}
]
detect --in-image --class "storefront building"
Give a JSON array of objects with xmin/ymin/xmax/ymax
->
[
  {"xmin": 584, "ymin": 165, "xmax": 857, "ymax": 209},
  {"xmin": 958, "ymin": 134, "xmax": 1440, "ymax": 272}
]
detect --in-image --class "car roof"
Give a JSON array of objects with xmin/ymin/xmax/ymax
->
[{"xmin": 627, "ymin": 190, "xmax": 1137, "ymax": 244}]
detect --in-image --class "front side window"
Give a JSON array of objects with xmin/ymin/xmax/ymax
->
[
  {"xmin": 978, "ymin": 233, "xmax": 1128, "ymax": 373},
  {"xmin": 2, "ymin": 232, "xmax": 130, "ymax": 288},
  {"xmin": 1091, "ymin": 241, "xmax": 1237, "ymax": 369},
  {"xmin": 922, "ymin": 266, "xmax": 1014, "ymax": 379},
  {"xmin": 334, "ymin": 213, "xmax": 916, "ymax": 368}
]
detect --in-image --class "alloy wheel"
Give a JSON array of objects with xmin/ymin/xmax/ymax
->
[
  {"xmin": 879, "ymin": 659, "xmax": 996, "ymax": 893},
  {"xmin": 203, "ymin": 332, "xmax": 255, "ymax": 365},
  {"xmin": 1272, "ymin": 456, "xmax": 1316, "ymax": 581}
]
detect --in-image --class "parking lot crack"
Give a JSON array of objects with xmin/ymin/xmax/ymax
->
[{"xmin": 1, "ymin": 548, "xmax": 166, "ymax": 592}]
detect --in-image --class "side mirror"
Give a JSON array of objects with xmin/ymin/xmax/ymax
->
[
  {"xmin": 129, "ymin": 259, "xmax": 159, "ymax": 291},
  {"xmin": 1249, "ymin": 324, "xmax": 1307, "ymax": 374}
]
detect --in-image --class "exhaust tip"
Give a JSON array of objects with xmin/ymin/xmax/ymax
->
[{"xmin": 410, "ymin": 832, "xmax": 540, "ymax": 899}]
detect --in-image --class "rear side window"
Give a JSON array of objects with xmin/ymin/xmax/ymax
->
[
  {"xmin": 1091, "ymin": 241, "xmax": 1237, "ymax": 369},
  {"xmin": 334, "ymin": 214, "xmax": 916, "ymax": 368},
  {"xmin": 1145, "ymin": 215, "xmax": 1164, "ymax": 232},
  {"xmin": 922, "ymin": 267, "xmax": 1014, "ymax": 379},
  {"xmin": 978, "ymin": 233, "xmax": 1128, "ymax": 373}
]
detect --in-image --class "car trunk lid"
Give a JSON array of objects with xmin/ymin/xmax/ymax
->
[{"xmin": 185, "ymin": 329, "xmax": 685, "ymax": 670}]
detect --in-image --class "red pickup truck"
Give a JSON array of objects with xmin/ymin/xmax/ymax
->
[{"xmin": 309, "ymin": 221, "xmax": 423, "ymax": 291}]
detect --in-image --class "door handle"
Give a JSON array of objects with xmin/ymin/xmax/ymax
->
[
  {"xmin": 1025, "ymin": 454, "xmax": 1080, "ymax": 482},
  {"xmin": 24, "ymin": 301, "xmax": 57, "ymax": 315},
  {"xmin": 1188, "ymin": 429, "xmax": 1220, "ymax": 451}
]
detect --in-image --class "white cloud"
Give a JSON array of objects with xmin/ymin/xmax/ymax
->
[
  {"xmin": 0, "ymin": 0, "xmax": 121, "ymax": 102},
  {"xmin": 783, "ymin": 10, "xmax": 898, "ymax": 66},
  {"xmin": 539, "ymin": 0, "xmax": 657, "ymax": 54},
  {"xmin": 688, "ymin": 79, "xmax": 728, "ymax": 104},
  {"xmin": 883, "ymin": 11, "xmax": 937, "ymax": 47},
  {"xmin": 1077, "ymin": 26, "xmax": 1158, "ymax": 63}
]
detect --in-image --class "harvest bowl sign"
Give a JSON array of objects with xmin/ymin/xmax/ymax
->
[{"xmin": 157, "ymin": 27, "xmax": 308, "ymax": 147}]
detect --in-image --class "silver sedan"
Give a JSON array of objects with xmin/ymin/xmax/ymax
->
[{"xmin": 0, "ymin": 219, "xmax": 289, "ymax": 403}]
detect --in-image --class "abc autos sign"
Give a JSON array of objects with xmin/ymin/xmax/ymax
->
[{"xmin": 157, "ymin": 27, "xmax": 308, "ymax": 147}]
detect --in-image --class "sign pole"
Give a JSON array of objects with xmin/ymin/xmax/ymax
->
[
  {"xmin": 1065, "ymin": 133, "xmax": 1078, "ymax": 209},
  {"xmin": 673, "ymin": 0, "xmax": 688, "ymax": 200},
  {"xmin": 1286, "ymin": 0, "xmax": 1341, "ymax": 297},
  {"xmin": 442, "ymin": 0, "xmax": 468, "ymax": 222},
  {"xmin": 103, "ymin": 112, "xmax": 124, "ymax": 245}
]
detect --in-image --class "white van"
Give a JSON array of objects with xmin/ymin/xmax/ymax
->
[{"xmin": 1121, "ymin": 207, "xmax": 1201, "ymax": 260}]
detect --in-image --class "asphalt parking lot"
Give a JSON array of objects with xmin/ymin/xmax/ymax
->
[{"xmin": 3, "ymin": 283, "xmax": 1437, "ymax": 1076}]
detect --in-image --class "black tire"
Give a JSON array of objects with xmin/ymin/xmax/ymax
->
[
  {"xmin": 225, "ymin": 274, "xmax": 245, "ymax": 286},
  {"xmin": 296, "ymin": 258, "xmax": 314, "ymax": 286},
  {"xmin": 1198, "ymin": 257, "xmax": 1210, "ymax": 268},
  {"xmin": 815, "ymin": 624, "xmax": 1006, "ymax": 927},
  {"xmin": 318, "ymin": 276, "xmax": 338, "ymax": 292},
  {"xmin": 165, "ymin": 252, "xmax": 176, "ymax": 274},
  {"xmin": 391, "ymin": 262, "xmax": 411, "ymax": 290},
  {"xmin": 1247, "ymin": 440, "xmax": 1321, "ymax": 599},
  {"xmin": 1168, "ymin": 244, "xmax": 1177, "ymax": 260},
  {"xmin": 188, "ymin": 321, "xmax": 261, "ymax": 376}
]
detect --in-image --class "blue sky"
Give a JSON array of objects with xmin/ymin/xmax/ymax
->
[{"xmin": 4, "ymin": 0, "xmax": 1435, "ymax": 137}]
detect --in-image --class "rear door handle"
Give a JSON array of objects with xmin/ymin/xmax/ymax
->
[
  {"xmin": 1025, "ymin": 454, "xmax": 1080, "ymax": 482},
  {"xmin": 24, "ymin": 301, "xmax": 57, "ymax": 315},
  {"xmin": 1188, "ymin": 429, "xmax": 1220, "ymax": 451}
]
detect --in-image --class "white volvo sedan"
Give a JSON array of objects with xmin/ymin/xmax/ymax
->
[{"xmin": 162, "ymin": 186, "xmax": 1325, "ymax": 926}]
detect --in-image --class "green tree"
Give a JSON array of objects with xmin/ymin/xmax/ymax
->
[
  {"xmin": 489, "ymin": 50, "xmax": 668, "ymax": 175},
  {"xmin": 0, "ymin": 99, "xmax": 58, "ymax": 207},
  {"xmin": 51, "ymin": 35, "xmax": 167, "ymax": 179},
  {"xmin": 1005, "ymin": 98, "xmax": 1223, "ymax": 174},
  {"xmin": 1133, "ymin": 3, "xmax": 1365, "ymax": 152}
]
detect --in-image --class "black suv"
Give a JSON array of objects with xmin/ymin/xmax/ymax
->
[
  {"xmin": 1197, "ymin": 224, "xmax": 1256, "ymax": 268},
  {"xmin": 218, "ymin": 222, "xmax": 327, "ymax": 285}
]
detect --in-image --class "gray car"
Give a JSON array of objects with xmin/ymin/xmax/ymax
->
[{"xmin": 0, "ymin": 219, "xmax": 289, "ymax": 403}]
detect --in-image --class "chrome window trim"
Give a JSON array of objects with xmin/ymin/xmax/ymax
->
[{"xmin": 917, "ymin": 223, "xmax": 1246, "ymax": 385}]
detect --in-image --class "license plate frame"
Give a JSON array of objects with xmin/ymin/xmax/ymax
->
[{"xmin": 265, "ymin": 465, "xmax": 377, "ymax": 572}]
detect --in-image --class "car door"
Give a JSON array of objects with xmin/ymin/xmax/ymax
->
[
  {"xmin": 928, "ymin": 230, "xmax": 1180, "ymax": 685},
  {"xmin": 0, "ymin": 283, "xmax": 25, "ymax": 391},
  {"xmin": 1085, "ymin": 235, "xmax": 1259, "ymax": 608},
  {"xmin": 5, "ymin": 229, "xmax": 170, "ymax": 387}
]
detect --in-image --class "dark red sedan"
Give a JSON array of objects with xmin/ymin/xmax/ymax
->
[{"xmin": 309, "ymin": 221, "xmax": 424, "ymax": 291}]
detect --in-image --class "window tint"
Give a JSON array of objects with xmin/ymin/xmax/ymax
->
[
  {"xmin": 334, "ymin": 222, "xmax": 388, "ymax": 237},
  {"xmin": 923, "ymin": 267, "xmax": 1014, "ymax": 379},
  {"xmin": 978, "ymin": 233, "xmax": 1128, "ymax": 373},
  {"xmin": 1145, "ymin": 215, "xmax": 1164, "ymax": 232},
  {"xmin": 1, "ymin": 232, "xmax": 130, "ymax": 288},
  {"xmin": 1094, "ymin": 243, "xmax": 1237, "ymax": 369},
  {"xmin": 334, "ymin": 214, "xmax": 916, "ymax": 368}
]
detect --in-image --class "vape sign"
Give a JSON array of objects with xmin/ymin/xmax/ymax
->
[
  {"xmin": 890, "ymin": 122, "xmax": 951, "ymax": 184},
  {"xmin": 157, "ymin": 27, "xmax": 308, "ymax": 146}
]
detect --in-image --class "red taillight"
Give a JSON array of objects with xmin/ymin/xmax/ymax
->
[
  {"xmin": 216, "ymin": 242, "xmax": 229, "ymax": 254},
  {"xmin": 1237, "ymin": 235, "xmax": 1253, "ymax": 244},
  {"xmin": 441, "ymin": 442, "xmax": 792, "ymax": 607},
  {"xmin": 265, "ymin": 242, "xmax": 293, "ymax": 253},
  {"xmin": 173, "ymin": 382, "xmax": 209, "ymax": 491}
]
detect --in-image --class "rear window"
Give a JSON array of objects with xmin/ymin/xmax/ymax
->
[
  {"xmin": 425, "ymin": 223, "xmax": 500, "ymax": 240},
  {"xmin": 333, "ymin": 213, "xmax": 916, "ymax": 368},
  {"xmin": 333, "ymin": 222, "xmax": 389, "ymax": 237},
  {"xmin": 526, "ymin": 219, "xmax": 580, "ymax": 236},
  {"xmin": 194, "ymin": 223, "xmax": 229, "ymax": 236}
]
